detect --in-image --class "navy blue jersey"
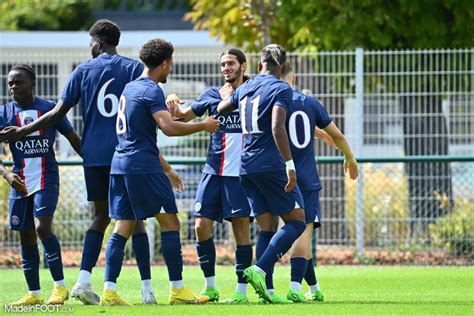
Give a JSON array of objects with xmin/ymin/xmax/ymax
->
[
  {"xmin": 191, "ymin": 87, "xmax": 242, "ymax": 177},
  {"xmin": 0, "ymin": 97, "xmax": 73, "ymax": 199},
  {"xmin": 288, "ymin": 91, "xmax": 332, "ymax": 191},
  {"xmin": 229, "ymin": 74, "xmax": 293, "ymax": 175},
  {"xmin": 61, "ymin": 54, "xmax": 143, "ymax": 167},
  {"xmin": 110, "ymin": 77, "xmax": 168, "ymax": 175}
]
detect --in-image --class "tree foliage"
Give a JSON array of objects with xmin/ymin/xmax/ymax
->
[
  {"xmin": 0, "ymin": 0, "xmax": 94, "ymax": 31},
  {"xmin": 186, "ymin": 0, "xmax": 474, "ymax": 51}
]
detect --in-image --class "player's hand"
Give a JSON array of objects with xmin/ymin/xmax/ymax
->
[
  {"xmin": 0, "ymin": 126, "xmax": 25, "ymax": 143},
  {"xmin": 344, "ymin": 157, "xmax": 359, "ymax": 180},
  {"xmin": 165, "ymin": 169, "xmax": 185, "ymax": 193},
  {"xmin": 4, "ymin": 172, "xmax": 27, "ymax": 192},
  {"xmin": 166, "ymin": 94, "xmax": 185, "ymax": 119},
  {"xmin": 202, "ymin": 115, "xmax": 220, "ymax": 132},
  {"xmin": 285, "ymin": 169, "xmax": 297, "ymax": 192},
  {"xmin": 219, "ymin": 83, "xmax": 234, "ymax": 100}
]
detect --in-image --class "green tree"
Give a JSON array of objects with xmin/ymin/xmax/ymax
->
[
  {"xmin": 186, "ymin": 0, "xmax": 474, "ymax": 51},
  {"xmin": 0, "ymin": 0, "xmax": 93, "ymax": 31}
]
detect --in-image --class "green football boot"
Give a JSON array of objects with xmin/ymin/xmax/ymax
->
[
  {"xmin": 220, "ymin": 292, "xmax": 249, "ymax": 304},
  {"xmin": 243, "ymin": 267, "xmax": 271, "ymax": 303},
  {"xmin": 287, "ymin": 288, "xmax": 308, "ymax": 303},
  {"xmin": 200, "ymin": 288, "xmax": 219, "ymax": 302},
  {"xmin": 305, "ymin": 289, "xmax": 324, "ymax": 302}
]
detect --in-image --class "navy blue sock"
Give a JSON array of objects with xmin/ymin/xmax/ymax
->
[
  {"xmin": 132, "ymin": 233, "xmax": 151, "ymax": 280},
  {"xmin": 21, "ymin": 244, "xmax": 40, "ymax": 291},
  {"xmin": 196, "ymin": 237, "xmax": 215, "ymax": 277},
  {"xmin": 256, "ymin": 221, "xmax": 306, "ymax": 274},
  {"xmin": 80, "ymin": 229, "xmax": 104, "ymax": 272},
  {"xmin": 235, "ymin": 244, "xmax": 252, "ymax": 284},
  {"xmin": 41, "ymin": 234, "xmax": 64, "ymax": 281},
  {"xmin": 290, "ymin": 257, "xmax": 308, "ymax": 283},
  {"xmin": 161, "ymin": 231, "xmax": 183, "ymax": 281},
  {"xmin": 104, "ymin": 233, "xmax": 127, "ymax": 283},
  {"xmin": 256, "ymin": 231, "xmax": 275, "ymax": 289},
  {"xmin": 304, "ymin": 258, "xmax": 318, "ymax": 286}
]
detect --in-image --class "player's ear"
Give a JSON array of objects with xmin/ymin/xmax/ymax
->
[
  {"xmin": 258, "ymin": 62, "xmax": 262, "ymax": 72},
  {"xmin": 241, "ymin": 62, "xmax": 247, "ymax": 72}
]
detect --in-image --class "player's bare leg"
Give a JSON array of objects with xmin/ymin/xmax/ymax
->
[
  {"xmin": 195, "ymin": 217, "xmax": 219, "ymax": 301},
  {"xmin": 156, "ymin": 213, "xmax": 208, "ymax": 304}
]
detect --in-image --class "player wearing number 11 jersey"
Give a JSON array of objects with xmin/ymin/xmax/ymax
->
[
  {"xmin": 0, "ymin": 20, "xmax": 159, "ymax": 305},
  {"xmin": 218, "ymin": 44, "xmax": 306, "ymax": 304}
]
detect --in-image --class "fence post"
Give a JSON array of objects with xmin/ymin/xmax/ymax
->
[
  {"xmin": 146, "ymin": 218, "xmax": 155, "ymax": 261},
  {"xmin": 355, "ymin": 48, "xmax": 365, "ymax": 259}
]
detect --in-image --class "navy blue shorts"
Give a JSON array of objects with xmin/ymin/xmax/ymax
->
[
  {"xmin": 240, "ymin": 170, "xmax": 304, "ymax": 217},
  {"xmin": 193, "ymin": 173, "xmax": 251, "ymax": 223},
  {"xmin": 302, "ymin": 190, "xmax": 321, "ymax": 229},
  {"xmin": 84, "ymin": 166, "xmax": 110, "ymax": 201},
  {"xmin": 9, "ymin": 189, "xmax": 58, "ymax": 231},
  {"xmin": 109, "ymin": 173, "xmax": 178, "ymax": 220}
]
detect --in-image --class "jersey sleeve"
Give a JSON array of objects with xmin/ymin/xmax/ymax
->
[
  {"xmin": 312, "ymin": 97, "xmax": 332, "ymax": 129},
  {"xmin": 60, "ymin": 66, "xmax": 83, "ymax": 108},
  {"xmin": 229, "ymin": 87, "xmax": 240, "ymax": 110},
  {"xmin": 190, "ymin": 88, "xmax": 219, "ymax": 117},
  {"xmin": 145, "ymin": 86, "xmax": 168, "ymax": 114},
  {"xmin": 131, "ymin": 62, "xmax": 144, "ymax": 80},
  {"xmin": 274, "ymin": 83, "xmax": 293, "ymax": 112}
]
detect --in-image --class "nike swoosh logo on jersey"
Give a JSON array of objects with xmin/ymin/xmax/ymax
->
[
  {"xmin": 231, "ymin": 209, "xmax": 242, "ymax": 214},
  {"xmin": 35, "ymin": 206, "xmax": 47, "ymax": 212}
]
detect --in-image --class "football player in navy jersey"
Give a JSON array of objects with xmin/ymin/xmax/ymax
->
[
  {"xmin": 0, "ymin": 64, "xmax": 81, "ymax": 306},
  {"xmin": 0, "ymin": 20, "xmax": 183, "ymax": 305},
  {"xmin": 166, "ymin": 48, "xmax": 253, "ymax": 303},
  {"xmin": 101, "ymin": 38, "xmax": 219, "ymax": 305},
  {"xmin": 217, "ymin": 44, "xmax": 306, "ymax": 304},
  {"xmin": 282, "ymin": 62, "xmax": 358, "ymax": 303}
]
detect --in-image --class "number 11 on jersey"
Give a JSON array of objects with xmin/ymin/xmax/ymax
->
[{"xmin": 240, "ymin": 95, "xmax": 262, "ymax": 134}]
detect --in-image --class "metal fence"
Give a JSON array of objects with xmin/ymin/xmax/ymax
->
[{"xmin": 0, "ymin": 48, "xmax": 473, "ymax": 265}]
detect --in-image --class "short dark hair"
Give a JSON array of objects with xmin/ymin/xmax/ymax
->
[
  {"xmin": 282, "ymin": 61, "xmax": 294, "ymax": 78},
  {"xmin": 10, "ymin": 64, "xmax": 36, "ymax": 81},
  {"xmin": 139, "ymin": 39, "xmax": 174, "ymax": 69},
  {"xmin": 221, "ymin": 48, "xmax": 246, "ymax": 64},
  {"xmin": 261, "ymin": 44, "xmax": 287, "ymax": 67},
  {"xmin": 89, "ymin": 19, "xmax": 120, "ymax": 46}
]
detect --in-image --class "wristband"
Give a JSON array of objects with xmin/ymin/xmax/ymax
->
[{"xmin": 285, "ymin": 159, "xmax": 295, "ymax": 171}]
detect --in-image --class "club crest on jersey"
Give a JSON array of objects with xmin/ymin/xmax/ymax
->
[
  {"xmin": 23, "ymin": 116, "xmax": 34, "ymax": 125},
  {"xmin": 11, "ymin": 215, "xmax": 20, "ymax": 226}
]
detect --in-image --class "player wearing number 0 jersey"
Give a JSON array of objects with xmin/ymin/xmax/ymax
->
[
  {"xmin": 0, "ymin": 20, "xmax": 162, "ymax": 305},
  {"xmin": 218, "ymin": 44, "xmax": 306, "ymax": 304},
  {"xmin": 282, "ymin": 62, "xmax": 359, "ymax": 303},
  {"xmin": 166, "ymin": 48, "xmax": 253, "ymax": 304}
]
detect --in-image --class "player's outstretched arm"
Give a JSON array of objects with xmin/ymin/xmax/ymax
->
[
  {"xmin": 0, "ymin": 101, "xmax": 70, "ymax": 143},
  {"xmin": 323, "ymin": 122, "xmax": 359, "ymax": 180},
  {"xmin": 166, "ymin": 94, "xmax": 197, "ymax": 122},
  {"xmin": 272, "ymin": 106, "xmax": 297, "ymax": 192},
  {"xmin": 315, "ymin": 127, "xmax": 337, "ymax": 149},
  {"xmin": 153, "ymin": 110, "xmax": 219, "ymax": 136},
  {"xmin": 64, "ymin": 130, "xmax": 82, "ymax": 158},
  {"xmin": 159, "ymin": 153, "xmax": 185, "ymax": 193},
  {"xmin": 0, "ymin": 148, "xmax": 26, "ymax": 192}
]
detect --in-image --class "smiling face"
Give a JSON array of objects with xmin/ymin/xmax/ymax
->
[
  {"xmin": 7, "ymin": 70, "xmax": 34, "ymax": 103},
  {"xmin": 220, "ymin": 54, "xmax": 245, "ymax": 83}
]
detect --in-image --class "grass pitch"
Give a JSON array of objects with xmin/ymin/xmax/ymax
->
[{"xmin": 0, "ymin": 265, "xmax": 473, "ymax": 315}]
